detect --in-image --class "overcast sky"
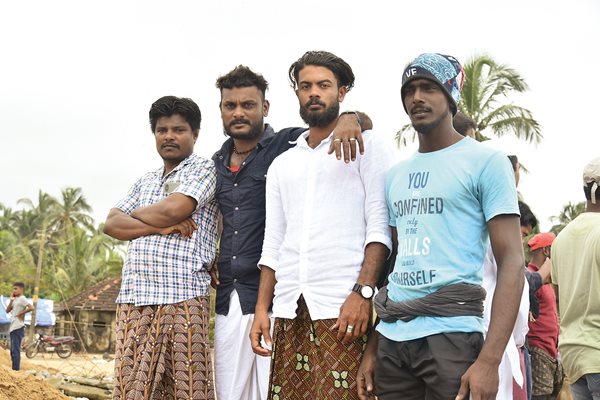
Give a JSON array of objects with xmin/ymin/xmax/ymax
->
[{"xmin": 1, "ymin": 0, "xmax": 599, "ymax": 231}]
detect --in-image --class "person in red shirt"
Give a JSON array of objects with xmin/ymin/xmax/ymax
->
[{"xmin": 527, "ymin": 232, "xmax": 564, "ymax": 399}]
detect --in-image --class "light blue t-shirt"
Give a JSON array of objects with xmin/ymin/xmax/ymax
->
[{"xmin": 377, "ymin": 137, "xmax": 518, "ymax": 342}]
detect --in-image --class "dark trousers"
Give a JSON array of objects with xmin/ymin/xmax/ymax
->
[
  {"xmin": 524, "ymin": 346, "xmax": 533, "ymax": 399},
  {"xmin": 375, "ymin": 332, "xmax": 484, "ymax": 400},
  {"xmin": 10, "ymin": 327, "xmax": 25, "ymax": 370}
]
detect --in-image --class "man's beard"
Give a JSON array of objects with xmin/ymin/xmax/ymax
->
[
  {"xmin": 412, "ymin": 111, "xmax": 447, "ymax": 135},
  {"xmin": 299, "ymin": 99, "xmax": 340, "ymax": 127},
  {"xmin": 223, "ymin": 117, "xmax": 264, "ymax": 140}
]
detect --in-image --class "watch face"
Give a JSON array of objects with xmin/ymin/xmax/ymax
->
[{"xmin": 361, "ymin": 286, "xmax": 374, "ymax": 298}]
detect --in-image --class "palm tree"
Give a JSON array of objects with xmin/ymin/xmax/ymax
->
[
  {"xmin": 0, "ymin": 203, "xmax": 15, "ymax": 231},
  {"xmin": 550, "ymin": 201, "xmax": 586, "ymax": 234},
  {"xmin": 0, "ymin": 209, "xmax": 39, "ymax": 291},
  {"xmin": 396, "ymin": 54, "xmax": 543, "ymax": 145},
  {"xmin": 28, "ymin": 188, "xmax": 114, "ymax": 299},
  {"xmin": 0, "ymin": 188, "xmax": 124, "ymax": 300},
  {"xmin": 54, "ymin": 187, "xmax": 94, "ymax": 233},
  {"xmin": 49, "ymin": 225, "xmax": 122, "ymax": 298}
]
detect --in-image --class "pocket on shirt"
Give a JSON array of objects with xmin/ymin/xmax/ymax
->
[{"xmin": 247, "ymin": 173, "xmax": 267, "ymax": 206}]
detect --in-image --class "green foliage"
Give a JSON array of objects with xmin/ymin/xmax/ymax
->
[
  {"xmin": 0, "ymin": 187, "xmax": 123, "ymax": 300},
  {"xmin": 550, "ymin": 201, "xmax": 586, "ymax": 235},
  {"xmin": 396, "ymin": 54, "xmax": 542, "ymax": 146}
]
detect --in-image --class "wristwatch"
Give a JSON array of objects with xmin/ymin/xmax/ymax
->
[{"xmin": 352, "ymin": 283, "xmax": 375, "ymax": 299}]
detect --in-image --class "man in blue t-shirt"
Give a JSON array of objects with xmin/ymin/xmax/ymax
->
[{"xmin": 357, "ymin": 53, "xmax": 525, "ymax": 400}]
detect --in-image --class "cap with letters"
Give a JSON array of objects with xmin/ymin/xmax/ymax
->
[{"xmin": 401, "ymin": 53, "xmax": 464, "ymax": 115}]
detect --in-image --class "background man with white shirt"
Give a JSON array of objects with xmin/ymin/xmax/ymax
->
[
  {"xmin": 6, "ymin": 282, "xmax": 33, "ymax": 371},
  {"xmin": 249, "ymin": 50, "xmax": 392, "ymax": 399}
]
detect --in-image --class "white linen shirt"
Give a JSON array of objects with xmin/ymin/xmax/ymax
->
[{"xmin": 259, "ymin": 130, "xmax": 392, "ymax": 320}]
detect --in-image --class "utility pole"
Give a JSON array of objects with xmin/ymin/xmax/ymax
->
[{"xmin": 28, "ymin": 222, "xmax": 47, "ymax": 343}]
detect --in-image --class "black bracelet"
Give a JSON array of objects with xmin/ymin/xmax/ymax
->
[{"xmin": 340, "ymin": 110, "xmax": 361, "ymax": 125}]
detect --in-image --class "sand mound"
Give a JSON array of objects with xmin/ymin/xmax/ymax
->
[{"xmin": 0, "ymin": 364, "xmax": 68, "ymax": 400}]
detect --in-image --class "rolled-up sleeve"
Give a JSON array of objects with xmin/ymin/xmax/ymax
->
[{"xmin": 359, "ymin": 132, "xmax": 393, "ymax": 252}]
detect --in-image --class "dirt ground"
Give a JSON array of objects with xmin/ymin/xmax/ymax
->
[
  {"xmin": 0, "ymin": 348, "xmax": 114, "ymax": 378},
  {"xmin": 16, "ymin": 351, "xmax": 114, "ymax": 378},
  {"xmin": 0, "ymin": 349, "xmax": 69, "ymax": 400},
  {"xmin": 0, "ymin": 348, "xmax": 114, "ymax": 400}
]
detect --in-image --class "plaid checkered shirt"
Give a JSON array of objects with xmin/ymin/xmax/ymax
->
[{"xmin": 115, "ymin": 153, "xmax": 219, "ymax": 306}]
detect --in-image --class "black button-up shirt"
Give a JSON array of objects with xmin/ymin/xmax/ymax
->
[{"xmin": 213, "ymin": 125, "xmax": 306, "ymax": 315}]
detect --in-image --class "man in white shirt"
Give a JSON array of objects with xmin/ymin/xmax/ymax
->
[
  {"xmin": 249, "ymin": 50, "xmax": 392, "ymax": 399},
  {"xmin": 6, "ymin": 282, "xmax": 33, "ymax": 370}
]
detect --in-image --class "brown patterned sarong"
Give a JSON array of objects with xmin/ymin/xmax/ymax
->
[
  {"xmin": 268, "ymin": 296, "xmax": 368, "ymax": 400},
  {"xmin": 530, "ymin": 345, "xmax": 564, "ymax": 397},
  {"xmin": 114, "ymin": 297, "xmax": 214, "ymax": 400}
]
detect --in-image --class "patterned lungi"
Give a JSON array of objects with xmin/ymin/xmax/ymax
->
[
  {"xmin": 114, "ymin": 296, "xmax": 214, "ymax": 400},
  {"xmin": 530, "ymin": 345, "xmax": 564, "ymax": 398},
  {"xmin": 268, "ymin": 296, "xmax": 368, "ymax": 400}
]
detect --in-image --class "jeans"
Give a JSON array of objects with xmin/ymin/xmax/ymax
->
[
  {"xmin": 571, "ymin": 374, "xmax": 600, "ymax": 400},
  {"xmin": 10, "ymin": 327, "xmax": 25, "ymax": 371},
  {"xmin": 524, "ymin": 346, "xmax": 533, "ymax": 399}
]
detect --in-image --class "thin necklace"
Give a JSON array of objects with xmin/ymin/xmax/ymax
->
[{"xmin": 233, "ymin": 145, "xmax": 255, "ymax": 155}]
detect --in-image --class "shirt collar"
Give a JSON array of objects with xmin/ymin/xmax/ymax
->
[
  {"xmin": 156, "ymin": 153, "xmax": 198, "ymax": 179},
  {"xmin": 215, "ymin": 124, "xmax": 275, "ymax": 157},
  {"xmin": 291, "ymin": 129, "xmax": 334, "ymax": 149},
  {"xmin": 527, "ymin": 262, "xmax": 540, "ymax": 272},
  {"xmin": 257, "ymin": 124, "xmax": 276, "ymax": 148}
]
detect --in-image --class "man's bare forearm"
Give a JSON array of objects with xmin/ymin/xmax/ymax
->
[
  {"xmin": 377, "ymin": 228, "xmax": 398, "ymax": 288},
  {"xmin": 18, "ymin": 305, "xmax": 33, "ymax": 318},
  {"xmin": 481, "ymin": 257, "xmax": 523, "ymax": 365},
  {"xmin": 131, "ymin": 193, "xmax": 196, "ymax": 227},
  {"xmin": 357, "ymin": 242, "xmax": 390, "ymax": 286},
  {"xmin": 103, "ymin": 208, "xmax": 164, "ymax": 241},
  {"xmin": 481, "ymin": 215, "xmax": 525, "ymax": 366},
  {"xmin": 255, "ymin": 266, "xmax": 277, "ymax": 314}
]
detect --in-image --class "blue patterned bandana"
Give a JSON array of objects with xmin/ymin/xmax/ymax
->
[{"xmin": 401, "ymin": 53, "xmax": 464, "ymax": 115}]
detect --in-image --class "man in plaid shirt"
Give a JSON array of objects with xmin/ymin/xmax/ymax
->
[{"xmin": 104, "ymin": 96, "xmax": 219, "ymax": 400}]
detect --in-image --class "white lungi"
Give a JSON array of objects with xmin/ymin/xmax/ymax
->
[{"xmin": 214, "ymin": 290, "xmax": 272, "ymax": 400}]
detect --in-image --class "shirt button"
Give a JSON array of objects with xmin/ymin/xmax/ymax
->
[
  {"xmin": 242, "ymin": 162, "xmax": 246, "ymax": 165},
  {"xmin": 234, "ymin": 183, "xmax": 238, "ymax": 187},
  {"xmin": 232, "ymin": 256, "xmax": 237, "ymax": 260},
  {"xmin": 234, "ymin": 207, "xmax": 239, "ymax": 211},
  {"xmin": 233, "ymin": 279, "xmax": 237, "ymax": 283},
  {"xmin": 234, "ymin": 231, "xmax": 238, "ymax": 235}
]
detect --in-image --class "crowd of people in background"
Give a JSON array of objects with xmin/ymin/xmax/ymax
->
[{"xmin": 95, "ymin": 50, "xmax": 599, "ymax": 400}]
